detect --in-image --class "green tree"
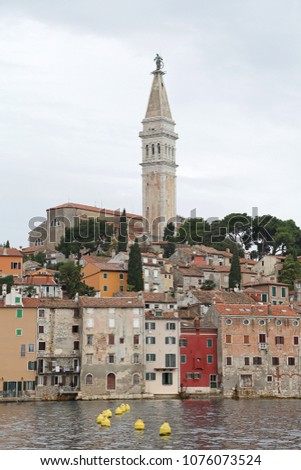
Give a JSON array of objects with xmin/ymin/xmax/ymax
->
[
  {"xmin": 162, "ymin": 222, "xmax": 176, "ymax": 258},
  {"xmin": 127, "ymin": 239, "xmax": 143, "ymax": 291},
  {"xmin": 56, "ymin": 218, "xmax": 112, "ymax": 261},
  {"xmin": 229, "ymin": 244, "xmax": 241, "ymax": 290},
  {"xmin": 58, "ymin": 261, "xmax": 95, "ymax": 299},
  {"xmin": 201, "ymin": 280, "xmax": 216, "ymax": 290},
  {"xmin": 117, "ymin": 209, "xmax": 128, "ymax": 253},
  {"xmin": 278, "ymin": 255, "xmax": 301, "ymax": 291},
  {"xmin": 5, "ymin": 240, "xmax": 10, "ymax": 248},
  {"xmin": 0, "ymin": 275, "xmax": 14, "ymax": 294}
]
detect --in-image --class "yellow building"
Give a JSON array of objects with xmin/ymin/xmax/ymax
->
[
  {"xmin": 0, "ymin": 290, "xmax": 38, "ymax": 398},
  {"xmin": 0, "ymin": 247, "xmax": 23, "ymax": 278},
  {"xmin": 81, "ymin": 256, "xmax": 128, "ymax": 297}
]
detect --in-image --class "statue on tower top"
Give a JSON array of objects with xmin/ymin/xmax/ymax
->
[{"xmin": 154, "ymin": 53, "xmax": 164, "ymax": 72}]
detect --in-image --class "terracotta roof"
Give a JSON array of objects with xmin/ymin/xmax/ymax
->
[
  {"xmin": 92, "ymin": 262, "xmax": 128, "ymax": 272},
  {"xmin": 0, "ymin": 247, "xmax": 22, "ymax": 257},
  {"xmin": 48, "ymin": 202, "xmax": 142, "ymax": 220},
  {"xmin": 240, "ymin": 258, "xmax": 257, "ymax": 265},
  {"xmin": 82, "ymin": 255, "xmax": 112, "ymax": 264},
  {"xmin": 143, "ymin": 293, "xmax": 176, "ymax": 303},
  {"xmin": 79, "ymin": 296, "xmax": 144, "ymax": 308},
  {"xmin": 21, "ymin": 246, "xmax": 47, "ymax": 254},
  {"xmin": 213, "ymin": 304, "xmax": 299, "ymax": 317},
  {"xmin": 38, "ymin": 299, "xmax": 78, "ymax": 308},
  {"xmin": 0, "ymin": 298, "xmax": 41, "ymax": 308},
  {"xmin": 175, "ymin": 266, "xmax": 204, "ymax": 277},
  {"xmin": 243, "ymin": 280, "xmax": 289, "ymax": 287},
  {"xmin": 192, "ymin": 289, "xmax": 257, "ymax": 305},
  {"xmin": 14, "ymin": 276, "xmax": 57, "ymax": 286}
]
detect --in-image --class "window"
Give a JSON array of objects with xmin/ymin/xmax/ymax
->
[
  {"xmin": 146, "ymin": 353, "xmax": 156, "ymax": 361},
  {"xmin": 87, "ymin": 335, "xmax": 93, "ymax": 345},
  {"xmin": 145, "ymin": 322, "xmax": 155, "ymax": 330},
  {"xmin": 207, "ymin": 355, "xmax": 213, "ymax": 364},
  {"xmin": 72, "ymin": 325, "xmax": 79, "ymax": 333},
  {"xmin": 38, "ymin": 309, "xmax": 45, "ymax": 318},
  {"xmin": 210, "ymin": 375, "xmax": 217, "ymax": 389},
  {"xmin": 275, "ymin": 319, "xmax": 282, "ymax": 326},
  {"xmin": 86, "ymin": 374, "xmax": 93, "ymax": 385},
  {"xmin": 103, "ymin": 285, "xmax": 108, "ymax": 292},
  {"xmin": 293, "ymin": 320, "xmax": 299, "ymax": 327},
  {"xmin": 275, "ymin": 336, "xmax": 284, "ymax": 345},
  {"xmin": 226, "ymin": 335, "xmax": 231, "ymax": 344},
  {"xmin": 294, "ymin": 337, "xmax": 299, "ymax": 345},
  {"xmin": 28, "ymin": 344, "xmax": 34, "ymax": 353},
  {"xmin": 162, "ymin": 372, "xmax": 173, "ymax": 385},
  {"xmin": 281, "ymin": 287, "xmax": 286, "ymax": 298},
  {"xmin": 108, "ymin": 354, "xmax": 115, "ymax": 364},
  {"xmin": 226, "ymin": 357, "xmax": 232, "ymax": 366},
  {"xmin": 109, "ymin": 318, "xmax": 115, "ymax": 328},
  {"xmin": 243, "ymin": 335, "xmax": 249, "ymax": 344},
  {"xmin": 288, "ymin": 357, "xmax": 295, "ymax": 366},
  {"xmin": 107, "ymin": 373, "xmax": 116, "ymax": 390},
  {"xmin": 16, "ymin": 309, "xmax": 23, "ymax": 318},
  {"xmin": 108, "ymin": 334, "xmax": 115, "ymax": 345},
  {"xmin": 38, "ymin": 342, "xmax": 46, "ymax": 351},
  {"xmin": 240, "ymin": 374, "xmax": 252, "ymax": 388},
  {"xmin": 165, "ymin": 354, "xmax": 176, "ymax": 367},
  {"xmin": 120, "ymin": 285, "xmax": 124, "ymax": 292},
  {"xmin": 103, "ymin": 273, "xmax": 108, "ymax": 279},
  {"xmin": 180, "ymin": 354, "xmax": 186, "ymax": 364},
  {"xmin": 225, "ymin": 319, "xmax": 232, "ymax": 325},
  {"xmin": 259, "ymin": 334, "xmax": 266, "ymax": 343},
  {"xmin": 207, "ymin": 339, "xmax": 213, "ymax": 348},
  {"xmin": 253, "ymin": 357, "xmax": 262, "ymax": 365},
  {"xmin": 38, "ymin": 325, "xmax": 44, "ymax": 334},
  {"xmin": 179, "ymin": 338, "xmax": 188, "ymax": 347},
  {"xmin": 21, "ymin": 344, "xmax": 25, "ymax": 357},
  {"xmin": 11, "ymin": 262, "xmax": 21, "ymax": 270},
  {"xmin": 258, "ymin": 320, "xmax": 266, "ymax": 326},
  {"xmin": 133, "ymin": 319, "xmax": 140, "ymax": 328},
  {"xmin": 244, "ymin": 357, "xmax": 250, "ymax": 366},
  {"xmin": 119, "ymin": 273, "xmax": 124, "ymax": 280},
  {"xmin": 15, "ymin": 328, "xmax": 22, "ymax": 336},
  {"xmin": 133, "ymin": 334, "xmax": 140, "ymax": 345},
  {"xmin": 86, "ymin": 354, "xmax": 93, "ymax": 365},
  {"xmin": 262, "ymin": 294, "xmax": 267, "ymax": 302},
  {"xmin": 166, "ymin": 322, "xmax": 176, "ymax": 330},
  {"xmin": 267, "ymin": 375, "xmax": 273, "ymax": 382},
  {"xmin": 272, "ymin": 357, "xmax": 279, "ymax": 366},
  {"xmin": 133, "ymin": 353, "xmax": 140, "ymax": 364},
  {"xmin": 86, "ymin": 318, "xmax": 94, "ymax": 328},
  {"xmin": 272, "ymin": 286, "xmax": 277, "ymax": 297},
  {"xmin": 243, "ymin": 319, "xmax": 250, "ymax": 325},
  {"xmin": 146, "ymin": 336, "xmax": 156, "ymax": 344},
  {"xmin": 73, "ymin": 341, "xmax": 79, "ymax": 350},
  {"xmin": 165, "ymin": 336, "xmax": 176, "ymax": 344},
  {"xmin": 120, "ymin": 338, "xmax": 124, "ymax": 344},
  {"xmin": 146, "ymin": 372, "xmax": 156, "ymax": 381},
  {"xmin": 27, "ymin": 361, "xmax": 36, "ymax": 371}
]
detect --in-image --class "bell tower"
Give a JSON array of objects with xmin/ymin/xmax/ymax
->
[{"xmin": 139, "ymin": 54, "xmax": 178, "ymax": 242}]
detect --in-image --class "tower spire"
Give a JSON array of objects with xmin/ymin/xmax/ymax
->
[{"xmin": 139, "ymin": 55, "xmax": 178, "ymax": 242}]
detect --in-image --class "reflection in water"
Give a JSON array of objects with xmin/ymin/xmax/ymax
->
[{"xmin": 0, "ymin": 398, "xmax": 301, "ymax": 450}]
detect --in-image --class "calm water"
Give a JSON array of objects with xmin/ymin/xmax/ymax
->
[{"xmin": 0, "ymin": 398, "xmax": 301, "ymax": 450}]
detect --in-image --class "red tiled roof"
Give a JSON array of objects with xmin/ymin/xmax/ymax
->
[
  {"xmin": 243, "ymin": 280, "xmax": 289, "ymax": 287},
  {"xmin": 0, "ymin": 247, "xmax": 22, "ymax": 257},
  {"xmin": 213, "ymin": 304, "xmax": 298, "ymax": 317},
  {"xmin": 143, "ymin": 293, "xmax": 176, "ymax": 303},
  {"xmin": 14, "ymin": 276, "xmax": 57, "ymax": 286},
  {"xmin": 21, "ymin": 246, "xmax": 46, "ymax": 254},
  {"xmin": 79, "ymin": 296, "xmax": 144, "ymax": 308},
  {"xmin": 48, "ymin": 202, "xmax": 142, "ymax": 220}
]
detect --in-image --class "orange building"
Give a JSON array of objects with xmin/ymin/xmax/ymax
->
[
  {"xmin": 0, "ymin": 290, "xmax": 38, "ymax": 398},
  {"xmin": 81, "ymin": 257, "xmax": 128, "ymax": 297},
  {"xmin": 0, "ymin": 247, "xmax": 23, "ymax": 277}
]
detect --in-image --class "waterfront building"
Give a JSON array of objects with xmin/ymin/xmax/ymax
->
[
  {"xmin": 79, "ymin": 296, "xmax": 145, "ymax": 399},
  {"xmin": 0, "ymin": 246, "xmax": 23, "ymax": 278},
  {"xmin": 206, "ymin": 303, "xmax": 301, "ymax": 397},
  {"xmin": 81, "ymin": 255, "xmax": 128, "ymax": 297}
]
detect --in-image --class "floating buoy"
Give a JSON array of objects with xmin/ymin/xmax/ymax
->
[
  {"xmin": 101, "ymin": 416, "xmax": 111, "ymax": 427},
  {"xmin": 159, "ymin": 421, "xmax": 171, "ymax": 436},
  {"xmin": 125, "ymin": 403, "xmax": 130, "ymax": 412},
  {"xmin": 96, "ymin": 414, "xmax": 104, "ymax": 424},
  {"xmin": 103, "ymin": 409, "xmax": 112, "ymax": 418},
  {"xmin": 134, "ymin": 418, "xmax": 145, "ymax": 431},
  {"xmin": 115, "ymin": 406, "xmax": 123, "ymax": 415},
  {"xmin": 120, "ymin": 403, "xmax": 126, "ymax": 412}
]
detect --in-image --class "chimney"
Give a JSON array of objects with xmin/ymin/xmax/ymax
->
[{"xmin": 194, "ymin": 316, "xmax": 200, "ymax": 329}]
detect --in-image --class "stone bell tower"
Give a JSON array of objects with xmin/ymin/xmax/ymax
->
[{"xmin": 139, "ymin": 54, "xmax": 178, "ymax": 242}]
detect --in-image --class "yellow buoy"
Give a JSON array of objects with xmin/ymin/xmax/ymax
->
[
  {"xmin": 134, "ymin": 418, "xmax": 145, "ymax": 431},
  {"xmin": 96, "ymin": 414, "xmax": 104, "ymax": 424},
  {"xmin": 120, "ymin": 403, "xmax": 126, "ymax": 412},
  {"xmin": 125, "ymin": 403, "xmax": 130, "ymax": 412},
  {"xmin": 101, "ymin": 416, "xmax": 111, "ymax": 427},
  {"xmin": 115, "ymin": 406, "xmax": 123, "ymax": 415},
  {"xmin": 103, "ymin": 409, "xmax": 112, "ymax": 418},
  {"xmin": 159, "ymin": 421, "xmax": 171, "ymax": 436}
]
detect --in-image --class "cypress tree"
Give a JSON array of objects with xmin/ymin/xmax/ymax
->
[
  {"xmin": 229, "ymin": 244, "xmax": 241, "ymax": 290},
  {"xmin": 127, "ymin": 239, "xmax": 143, "ymax": 291},
  {"xmin": 117, "ymin": 209, "xmax": 128, "ymax": 253}
]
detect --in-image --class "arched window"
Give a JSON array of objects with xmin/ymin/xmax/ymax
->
[
  {"xmin": 157, "ymin": 143, "xmax": 160, "ymax": 154},
  {"xmin": 146, "ymin": 145, "xmax": 149, "ymax": 156},
  {"xmin": 172, "ymin": 147, "xmax": 175, "ymax": 157},
  {"xmin": 107, "ymin": 373, "xmax": 116, "ymax": 390},
  {"xmin": 151, "ymin": 144, "xmax": 155, "ymax": 155},
  {"xmin": 85, "ymin": 374, "xmax": 93, "ymax": 385},
  {"xmin": 133, "ymin": 374, "xmax": 140, "ymax": 385}
]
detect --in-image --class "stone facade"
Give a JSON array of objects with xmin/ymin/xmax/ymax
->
[{"xmin": 139, "ymin": 64, "xmax": 178, "ymax": 242}]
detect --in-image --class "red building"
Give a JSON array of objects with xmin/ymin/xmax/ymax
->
[{"xmin": 180, "ymin": 317, "xmax": 219, "ymax": 395}]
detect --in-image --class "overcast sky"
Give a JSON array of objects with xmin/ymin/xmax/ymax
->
[{"xmin": 1, "ymin": 0, "xmax": 301, "ymax": 248}]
